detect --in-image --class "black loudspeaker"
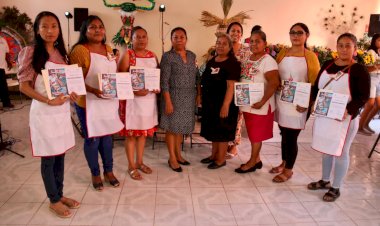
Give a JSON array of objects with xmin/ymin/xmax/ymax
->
[
  {"xmin": 368, "ymin": 14, "xmax": 380, "ymax": 37},
  {"xmin": 74, "ymin": 8, "xmax": 88, "ymax": 31}
]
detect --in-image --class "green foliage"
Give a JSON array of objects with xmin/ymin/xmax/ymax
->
[{"xmin": 0, "ymin": 6, "xmax": 33, "ymax": 44}]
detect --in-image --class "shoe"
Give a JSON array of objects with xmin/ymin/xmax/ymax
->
[
  {"xmin": 358, "ymin": 128, "xmax": 372, "ymax": 136},
  {"xmin": 225, "ymin": 152, "xmax": 237, "ymax": 159},
  {"xmin": 207, "ymin": 161, "xmax": 226, "ymax": 169},
  {"xmin": 307, "ymin": 180, "xmax": 331, "ymax": 190},
  {"xmin": 49, "ymin": 202, "xmax": 72, "ymax": 218},
  {"xmin": 323, "ymin": 187, "xmax": 340, "ymax": 202},
  {"xmin": 128, "ymin": 168, "xmax": 142, "ymax": 180},
  {"xmin": 60, "ymin": 197, "xmax": 80, "ymax": 209},
  {"xmin": 178, "ymin": 159, "xmax": 191, "ymax": 165},
  {"xmin": 272, "ymin": 171, "xmax": 293, "ymax": 183},
  {"xmin": 200, "ymin": 156, "xmax": 214, "ymax": 164},
  {"xmin": 3, "ymin": 103, "xmax": 14, "ymax": 108},
  {"xmin": 168, "ymin": 160, "xmax": 182, "ymax": 172},
  {"xmin": 104, "ymin": 172, "xmax": 120, "ymax": 187},
  {"xmin": 91, "ymin": 175, "xmax": 104, "ymax": 191},
  {"xmin": 137, "ymin": 164, "xmax": 153, "ymax": 174},
  {"xmin": 235, "ymin": 161, "xmax": 263, "ymax": 174},
  {"xmin": 364, "ymin": 126, "xmax": 375, "ymax": 134}
]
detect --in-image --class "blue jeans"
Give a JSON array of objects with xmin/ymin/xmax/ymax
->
[
  {"xmin": 41, "ymin": 155, "xmax": 64, "ymax": 203},
  {"xmin": 75, "ymin": 104, "xmax": 113, "ymax": 176}
]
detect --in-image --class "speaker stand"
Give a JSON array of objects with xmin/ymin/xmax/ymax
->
[{"xmin": 0, "ymin": 121, "xmax": 25, "ymax": 158}]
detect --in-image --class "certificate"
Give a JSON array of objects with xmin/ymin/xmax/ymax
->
[
  {"xmin": 130, "ymin": 66, "xmax": 160, "ymax": 91},
  {"xmin": 42, "ymin": 64, "xmax": 86, "ymax": 100},
  {"xmin": 234, "ymin": 82, "xmax": 264, "ymax": 106},
  {"xmin": 280, "ymin": 80, "xmax": 311, "ymax": 108},
  {"xmin": 98, "ymin": 73, "xmax": 134, "ymax": 100},
  {"xmin": 314, "ymin": 89, "xmax": 349, "ymax": 120}
]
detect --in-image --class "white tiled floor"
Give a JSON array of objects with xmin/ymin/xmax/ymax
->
[{"xmin": 1, "ymin": 101, "xmax": 380, "ymax": 225}]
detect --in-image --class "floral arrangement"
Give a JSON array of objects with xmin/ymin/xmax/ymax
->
[{"xmin": 356, "ymin": 49, "xmax": 376, "ymax": 65}]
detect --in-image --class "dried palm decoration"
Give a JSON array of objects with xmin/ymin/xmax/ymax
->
[{"xmin": 199, "ymin": 0, "xmax": 252, "ymax": 33}]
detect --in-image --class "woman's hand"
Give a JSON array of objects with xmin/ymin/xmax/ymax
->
[
  {"xmin": 152, "ymin": 89, "xmax": 160, "ymax": 94},
  {"xmin": 296, "ymin": 105, "xmax": 308, "ymax": 113},
  {"xmin": 92, "ymin": 88, "xmax": 103, "ymax": 98},
  {"xmin": 165, "ymin": 101, "xmax": 174, "ymax": 115},
  {"xmin": 48, "ymin": 94, "xmax": 68, "ymax": 106},
  {"xmin": 134, "ymin": 89, "xmax": 149, "ymax": 96},
  {"xmin": 251, "ymin": 100, "xmax": 265, "ymax": 109},
  {"xmin": 196, "ymin": 95, "xmax": 202, "ymax": 106},
  {"xmin": 220, "ymin": 104, "xmax": 229, "ymax": 118},
  {"xmin": 69, "ymin": 92, "xmax": 78, "ymax": 102}
]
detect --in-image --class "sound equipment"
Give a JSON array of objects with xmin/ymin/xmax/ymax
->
[
  {"xmin": 368, "ymin": 14, "xmax": 380, "ymax": 37},
  {"xmin": 74, "ymin": 8, "xmax": 88, "ymax": 31}
]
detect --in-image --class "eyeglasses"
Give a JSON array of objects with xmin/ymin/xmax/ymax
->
[{"xmin": 289, "ymin": 31, "xmax": 305, "ymax": 36}]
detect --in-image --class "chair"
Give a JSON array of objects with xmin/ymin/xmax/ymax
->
[{"xmin": 368, "ymin": 133, "xmax": 380, "ymax": 158}]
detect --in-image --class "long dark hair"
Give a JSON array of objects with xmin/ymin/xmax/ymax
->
[
  {"xmin": 369, "ymin": 33, "xmax": 380, "ymax": 52},
  {"xmin": 32, "ymin": 11, "xmax": 67, "ymax": 74},
  {"xmin": 227, "ymin": 22, "xmax": 243, "ymax": 35},
  {"xmin": 290, "ymin": 22, "xmax": 310, "ymax": 49},
  {"xmin": 337, "ymin": 33, "xmax": 357, "ymax": 46},
  {"xmin": 72, "ymin": 15, "xmax": 106, "ymax": 50}
]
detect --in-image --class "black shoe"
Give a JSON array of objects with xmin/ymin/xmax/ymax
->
[
  {"xmin": 168, "ymin": 160, "xmax": 182, "ymax": 172},
  {"xmin": 178, "ymin": 159, "xmax": 191, "ymax": 165},
  {"xmin": 3, "ymin": 103, "xmax": 14, "ymax": 108},
  {"xmin": 103, "ymin": 172, "xmax": 120, "ymax": 187},
  {"xmin": 207, "ymin": 161, "xmax": 226, "ymax": 169},
  {"xmin": 200, "ymin": 157, "xmax": 214, "ymax": 164},
  {"xmin": 235, "ymin": 161, "xmax": 263, "ymax": 174}
]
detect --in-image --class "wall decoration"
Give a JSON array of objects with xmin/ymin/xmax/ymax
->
[
  {"xmin": 199, "ymin": 0, "xmax": 251, "ymax": 34},
  {"xmin": 322, "ymin": 4, "xmax": 364, "ymax": 34},
  {"xmin": 103, "ymin": 0, "xmax": 155, "ymax": 46}
]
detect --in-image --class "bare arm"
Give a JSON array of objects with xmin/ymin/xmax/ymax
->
[
  {"xmin": 20, "ymin": 81, "xmax": 69, "ymax": 106},
  {"xmin": 252, "ymin": 70, "xmax": 280, "ymax": 109},
  {"xmin": 220, "ymin": 80, "xmax": 235, "ymax": 118}
]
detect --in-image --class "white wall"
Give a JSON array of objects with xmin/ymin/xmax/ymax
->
[{"xmin": 1, "ymin": 0, "xmax": 379, "ymax": 62}]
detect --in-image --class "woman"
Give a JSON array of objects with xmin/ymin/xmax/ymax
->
[
  {"xmin": 200, "ymin": 33, "xmax": 241, "ymax": 169},
  {"xmin": 226, "ymin": 22, "xmax": 252, "ymax": 158},
  {"xmin": 70, "ymin": 15, "xmax": 123, "ymax": 190},
  {"xmin": 235, "ymin": 30, "xmax": 280, "ymax": 173},
  {"xmin": 358, "ymin": 33, "xmax": 380, "ymax": 135},
  {"xmin": 308, "ymin": 33, "xmax": 370, "ymax": 201},
  {"xmin": 273, "ymin": 23, "xmax": 320, "ymax": 182},
  {"xmin": 18, "ymin": 11, "xmax": 80, "ymax": 218},
  {"xmin": 118, "ymin": 26, "xmax": 159, "ymax": 180},
  {"xmin": 160, "ymin": 27, "xmax": 199, "ymax": 172}
]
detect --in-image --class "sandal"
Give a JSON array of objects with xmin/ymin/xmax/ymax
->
[
  {"xmin": 269, "ymin": 165, "xmax": 284, "ymax": 174},
  {"xmin": 49, "ymin": 202, "xmax": 72, "ymax": 218},
  {"xmin": 91, "ymin": 175, "xmax": 104, "ymax": 191},
  {"xmin": 225, "ymin": 152, "xmax": 237, "ymax": 159},
  {"xmin": 104, "ymin": 172, "xmax": 120, "ymax": 187},
  {"xmin": 272, "ymin": 171, "xmax": 293, "ymax": 183},
  {"xmin": 307, "ymin": 180, "xmax": 331, "ymax": 190},
  {"xmin": 128, "ymin": 168, "xmax": 142, "ymax": 180},
  {"xmin": 138, "ymin": 164, "xmax": 153, "ymax": 174},
  {"xmin": 60, "ymin": 197, "xmax": 80, "ymax": 209},
  {"xmin": 323, "ymin": 187, "xmax": 340, "ymax": 202}
]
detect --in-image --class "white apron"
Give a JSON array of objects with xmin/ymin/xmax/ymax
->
[
  {"xmin": 125, "ymin": 57, "xmax": 158, "ymax": 130},
  {"xmin": 30, "ymin": 61, "xmax": 75, "ymax": 157},
  {"xmin": 311, "ymin": 65, "xmax": 352, "ymax": 156},
  {"xmin": 85, "ymin": 53, "xmax": 123, "ymax": 138},
  {"xmin": 275, "ymin": 56, "xmax": 308, "ymax": 129}
]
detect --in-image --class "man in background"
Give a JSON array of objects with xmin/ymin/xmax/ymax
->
[{"xmin": 0, "ymin": 31, "xmax": 14, "ymax": 109}]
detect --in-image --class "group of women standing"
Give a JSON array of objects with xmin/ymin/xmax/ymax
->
[{"xmin": 17, "ymin": 10, "xmax": 372, "ymax": 218}]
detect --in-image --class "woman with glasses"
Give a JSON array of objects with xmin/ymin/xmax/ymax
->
[
  {"xmin": 272, "ymin": 23, "xmax": 320, "ymax": 182},
  {"xmin": 308, "ymin": 33, "xmax": 369, "ymax": 201},
  {"xmin": 70, "ymin": 15, "xmax": 123, "ymax": 191}
]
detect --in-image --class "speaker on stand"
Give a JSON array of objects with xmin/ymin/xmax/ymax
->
[
  {"xmin": 0, "ymin": 119, "xmax": 24, "ymax": 158},
  {"xmin": 74, "ymin": 8, "xmax": 89, "ymax": 32},
  {"xmin": 368, "ymin": 14, "xmax": 380, "ymax": 37}
]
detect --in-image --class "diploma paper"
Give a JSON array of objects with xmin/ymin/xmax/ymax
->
[
  {"xmin": 98, "ymin": 73, "xmax": 134, "ymax": 100},
  {"xmin": 42, "ymin": 64, "xmax": 86, "ymax": 100},
  {"xmin": 234, "ymin": 82, "xmax": 264, "ymax": 106},
  {"xmin": 130, "ymin": 66, "xmax": 160, "ymax": 91},
  {"xmin": 314, "ymin": 89, "xmax": 349, "ymax": 120},
  {"xmin": 280, "ymin": 80, "xmax": 311, "ymax": 108}
]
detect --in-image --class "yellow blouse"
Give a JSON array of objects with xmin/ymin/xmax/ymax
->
[{"xmin": 276, "ymin": 48, "xmax": 320, "ymax": 85}]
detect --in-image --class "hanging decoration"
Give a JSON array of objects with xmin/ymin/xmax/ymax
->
[
  {"xmin": 199, "ymin": 0, "xmax": 252, "ymax": 34},
  {"xmin": 103, "ymin": 0, "xmax": 155, "ymax": 46},
  {"xmin": 322, "ymin": 4, "xmax": 364, "ymax": 34}
]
